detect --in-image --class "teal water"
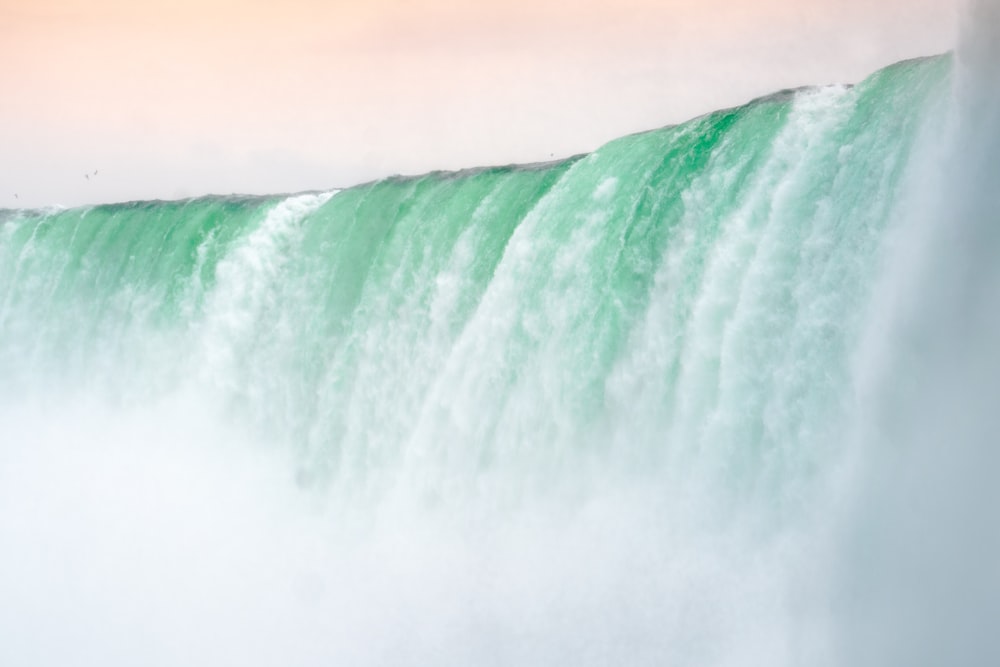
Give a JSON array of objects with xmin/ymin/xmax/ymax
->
[
  {"xmin": 0, "ymin": 41, "xmax": 997, "ymax": 666},
  {"xmin": 0, "ymin": 58, "xmax": 948, "ymax": 490}
]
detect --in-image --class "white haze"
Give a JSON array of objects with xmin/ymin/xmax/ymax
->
[
  {"xmin": 0, "ymin": 390, "xmax": 827, "ymax": 666},
  {"xmin": 834, "ymin": 1, "xmax": 1000, "ymax": 663}
]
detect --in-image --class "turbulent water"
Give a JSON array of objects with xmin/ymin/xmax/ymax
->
[{"xmin": 2, "ymin": 11, "xmax": 999, "ymax": 666}]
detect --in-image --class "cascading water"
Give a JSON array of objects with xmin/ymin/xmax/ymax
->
[{"xmin": 1, "ymin": 8, "xmax": 997, "ymax": 665}]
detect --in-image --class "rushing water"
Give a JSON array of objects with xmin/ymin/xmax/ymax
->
[{"xmin": 1, "ymin": 8, "xmax": 998, "ymax": 665}]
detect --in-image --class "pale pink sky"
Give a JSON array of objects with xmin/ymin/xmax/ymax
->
[{"xmin": 2, "ymin": 0, "xmax": 956, "ymax": 207}]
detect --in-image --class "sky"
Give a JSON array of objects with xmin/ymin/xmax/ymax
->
[{"xmin": 2, "ymin": 0, "xmax": 956, "ymax": 208}]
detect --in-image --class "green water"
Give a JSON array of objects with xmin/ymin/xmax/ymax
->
[{"xmin": 0, "ymin": 57, "xmax": 950, "ymax": 497}]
